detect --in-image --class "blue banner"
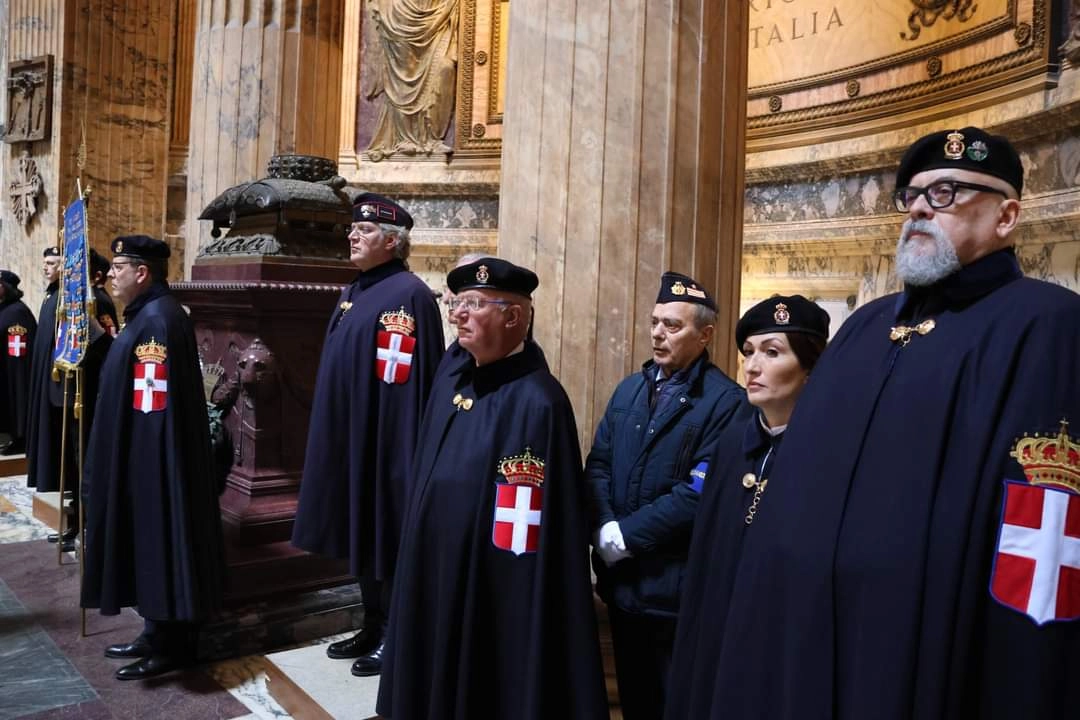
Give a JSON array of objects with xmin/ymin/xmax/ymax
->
[{"xmin": 55, "ymin": 198, "xmax": 90, "ymax": 370}]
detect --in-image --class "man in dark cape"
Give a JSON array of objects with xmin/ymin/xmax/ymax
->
[
  {"xmin": 699, "ymin": 128, "xmax": 1080, "ymax": 720},
  {"xmin": 81, "ymin": 235, "xmax": 223, "ymax": 681},
  {"xmin": 0, "ymin": 269, "xmax": 37, "ymax": 455},
  {"xmin": 27, "ymin": 248, "xmax": 116, "ymax": 548},
  {"xmin": 291, "ymin": 193, "xmax": 444, "ymax": 675},
  {"xmin": 377, "ymin": 258, "xmax": 608, "ymax": 720}
]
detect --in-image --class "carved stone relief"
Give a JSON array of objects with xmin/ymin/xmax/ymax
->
[
  {"xmin": 900, "ymin": 1, "xmax": 976, "ymax": 42},
  {"xmin": 8, "ymin": 149, "xmax": 43, "ymax": 227},
  {"xmin": 1063, "ymin": 0, "xmax": 1080, "ymax": 63},
  {"xmin": 4, "ymin": 55, "xmax": 53, "ymax": 144},
  {"xmin": 365, "ymin": 0, "xmax": 460, "ymax": 161}
]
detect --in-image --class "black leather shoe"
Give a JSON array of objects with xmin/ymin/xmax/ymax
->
[
  {"xmin": 48, "ymin": 527, "xmax": 78, "ymax": 544},
  {"xmin": 326, "ymin": 627, "xmax": 381, "ymax": 659},
  {"xmin": 350, "ymin": 640, "xmax": 386, "ymax": 677},
  {"xmin": 115, "ymin": 655, "xmax": 182, "ymax": 680},
  {"xmin": 0, "ymin": 439, "xmax": 25, "ymax": 456},
  {"xmin": 105, "ymin": 637, "xmax": 152, "ymax": 659}
]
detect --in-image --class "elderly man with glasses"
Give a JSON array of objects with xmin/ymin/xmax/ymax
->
[
  {"xmin": 684, "ymin": 128, "xmax": 1080, "ymax": 720},
  {"xmin": 377, "ymin": 257, "xmax": 608, "ymax": 720},
  {"xmin": 292, "ymin": 192, "xmax": 444, "ymax": 677},
  {"xmin": 81, "ymin": 235, "xmax": 224, "ymax": 680}
]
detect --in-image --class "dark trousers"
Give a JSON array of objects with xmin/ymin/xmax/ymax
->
[
  {"xmin": 140, "ymin": 618, "xmax": 197, "ymax": 659},
  {"xmin": 608, "ymin": 606, "xmax": 676, "ymax": 720},
  {"xmin": 359, "ymin": 573, "xmax": 391, "ymax": 630}
]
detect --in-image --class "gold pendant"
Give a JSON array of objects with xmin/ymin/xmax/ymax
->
[{"xmin": 742, "ymin": 472, "xmax": 757, "ymax": 489}]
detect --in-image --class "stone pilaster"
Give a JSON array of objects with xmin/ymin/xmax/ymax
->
[
  {"xmin": 184, "ymin": 0, "xmax": 345, "ymax": 275},
  {"xmin": 498, "ymin": 0, "xmax": 749, "ymax": 444}
]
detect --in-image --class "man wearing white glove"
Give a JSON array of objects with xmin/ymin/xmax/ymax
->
[{"xmin": 586, "ymin": 271, "xmax": 748, "ymax": 720}]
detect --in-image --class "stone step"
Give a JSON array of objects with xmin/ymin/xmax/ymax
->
[{"xmin": 264, "ymin": 642, "xmax": 379, "ymax": 720}]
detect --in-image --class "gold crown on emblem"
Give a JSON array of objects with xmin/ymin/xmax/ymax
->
[
  {"xmin": 1010, "ymin": 420, "xmax": 1080, "ymax": 494},
  {"xmin": 134, "ymin": 337, "xmax": 167, "ymax": 364},
  {"xmin": 359, "ymin": 204, "xmax": 376, "ymax": 219},
  {"xmin": 943, "ymin": 131, "xmax": 965, "ymax": 160},
  {"xmin": 115, "ymin": 240, "xmax": 124, "ymax": 253},
  {"xmin": 380, "ymin": 306, "xmax": 416, "ymax": 335},
  {"xmin": 7, "ymin": 324, "xmax": 28, "ymax": 335},
  {"xmin": 773, "ymin": 303, "xmax": 790, "ymax": 325},
  {"xmin": 671, "ymin": 281, "xmax": 686, "ymax": 296},
  {"xmin": 476, "ymin": 264, "xmax": 490, "ymax": 284},
  {"xmin": 498, "ymin": 446, "xmax": 546, "ymax": 486}
]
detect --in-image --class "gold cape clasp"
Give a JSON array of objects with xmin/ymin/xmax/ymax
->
[{"xmin": 889, "ymin": 318, "xmax": 936, "ymax": 346}]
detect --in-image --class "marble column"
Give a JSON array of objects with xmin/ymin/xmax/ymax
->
[
  {"xmin": 498, "ymin": 0, "xmax": 749, "ymax": 444},
  {"xmin": 184, "ymin": 0, "xmax": 345, "ymax": 275}
]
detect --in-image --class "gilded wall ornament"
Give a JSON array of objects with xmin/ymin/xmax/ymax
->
[
  {"xmin": 8, "ymin": 149, "xmax": 44, "ymax": 227},
  {"xmin": 900, "ymin": 1, "xmax": 975, "ymax": 42}
]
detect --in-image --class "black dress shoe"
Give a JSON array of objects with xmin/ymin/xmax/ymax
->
[
  {"xmin": 0, "ymin": 439, "xmax": 25, "ymax": 456},
  {"xmin": 350, "ymin": 640, "xmax": 386, "ymax": 677},
  {"xmin": 326, "ymin": 626, "xmax": 381, "ymax": 659},
  {"xmin": 105, "ymin": 637, "xmax": 152, "ymax": 659},
  {"xmin": 48, "ymin": 527, "xmax": 78, "ymax": 543},
  {"xmin": 115, "ymin": 655, "xmax": 182, "ymax": 680}
]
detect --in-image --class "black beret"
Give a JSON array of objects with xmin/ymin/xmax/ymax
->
[
  {"xmin": 0, "ymin": 270, "xmax": 21, "ymax": 288},
  {"xmin": 111, "ymin": 235, "xmax": 170, "ymax": 260},
  {"xmin": 43, "ymin": 247, "xmax": 61, "ymax": 258},
  {"xmin": 735, "ymin": 294, "xmax": 830, "ymax": 349},
  {"xmin": 896, "ymin": 127, "xmax": 1023, "ymax": 196},
  {"xmin": 447, "ymin": 257, "xmax": 539, "ymax": 298},
  {"xmin": 353, "ymin": 192, "xmax": 414, "ymax": 229},
  {"xmin": 655, "ymin": 271, "xmax": 717, "ymax": 312},
  {"xmin": 89, "ymin": 249, "xmax": 110, "ymax": 276}
]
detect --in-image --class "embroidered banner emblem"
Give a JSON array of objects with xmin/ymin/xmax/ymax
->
[
  {"xmin": 990, "ymin": 480, "xmax": 1080, "ymax": 625},
  {"xmin": 7, "ymin": 324, "xmax": 28, "ymax": 357},
  {"xmin": 133, "ymin": 339, "xmax": 168, "ymax": 414},
  {"xmin": 376, "ymin": 307, "xmax": 417, "ymax": 384},
  {"xmin": 492, "ymin": 447, "xmax": 545, "ymax": 556}
]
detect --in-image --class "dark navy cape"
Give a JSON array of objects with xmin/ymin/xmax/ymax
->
[
  {"xmin": 292, "ymin": 260, "xmax": 444, "ymax": 580},
  {"xmin": 27, "ymin": 285, "xmax": 116, "ymax": 491},
  {"xmin": 377, "ymin": 341, "xmax": 609, "ymax": 720},
  {"xmin": 665, "ymin": 413, "xmax": 784, "ymax": 719},
  {"xmin": 81, "ymin": 283, "xmax": 224, "ymax": 621},
  {"xmin": 700, "ymin": 249, "xmax": 1080, "ymax": 720},
  {"xmin": 0, "ymin": 297, "xmax": 37, "ymax": 438}
]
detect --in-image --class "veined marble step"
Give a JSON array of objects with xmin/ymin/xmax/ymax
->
[{"xmin": 264, "ymin": 642, "xmax": 380, "ymax": 720}]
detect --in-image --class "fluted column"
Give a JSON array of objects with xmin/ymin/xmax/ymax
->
[
  {"xmin": 184, "ymin": 0, "xmax": 345, "ymax": 275},
  {"xmin": 498, "ymin": 0, "xmax": 749, "ymax": 445}
]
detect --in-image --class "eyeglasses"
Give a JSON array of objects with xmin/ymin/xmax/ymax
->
[
  {"xmin": 447, "ymin": 297, "xmax": 513, "ymax": 312},
  {"xmin": 892, "ymin": 180, "xmax": 1008, "ymax": 213}
]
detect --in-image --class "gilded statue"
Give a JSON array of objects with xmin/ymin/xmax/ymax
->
[{"xmin": 365, "ymin": 0, "xmax": 460, "ymax": 161}]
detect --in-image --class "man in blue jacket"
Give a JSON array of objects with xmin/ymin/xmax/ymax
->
[{"xmin": 587, "ymin": 271, "xmax": 748, "ymax": 720}]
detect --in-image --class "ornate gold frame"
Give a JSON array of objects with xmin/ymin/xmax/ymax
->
[{"xmin": 456, "ymin": 0, "xmax": 503, "ymax": 155}]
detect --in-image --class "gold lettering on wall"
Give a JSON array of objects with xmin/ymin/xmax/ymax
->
[{"xmin": 748, "ymin": 0, "xmax": 1007, "ymax": 90}]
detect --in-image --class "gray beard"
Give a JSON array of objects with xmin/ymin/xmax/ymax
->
[{"xmin": 895, "ymin": 219, "xmax": 962, "ymax": 286}]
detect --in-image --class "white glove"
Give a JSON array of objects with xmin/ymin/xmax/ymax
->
[{"xmin": 596, "ymin": 521, "xmax": 632, "ymax": 566}]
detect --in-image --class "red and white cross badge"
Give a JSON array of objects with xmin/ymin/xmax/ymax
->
[
  {"xmin": 492, "ymin": 447, "xmax": 546, "ymax": 556},
  {"xmin": 493, "ymin": 483, "xmax": 543, "ymax": 556},
  {"xmin": 990, "ymin": 480, "xmax": 1080, "ymax": 625},
  {"xmin": 375, "ymin": 306, "xmax": 417, "ymax": 385},
  {"xmin": 133, "ymin": 361, "xmax": 168, "ymax": 413},
  {"xmin": 7, "ymin": 328, "xmax": 27, "ymax": 357}
]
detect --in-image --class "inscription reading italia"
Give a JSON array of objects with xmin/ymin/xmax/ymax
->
[{"xmin": 749, "ymin": 0, "xmax": 845, "ymax": 50}]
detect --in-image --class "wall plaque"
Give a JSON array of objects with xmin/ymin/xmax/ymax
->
[
  {"xmin": 746, "ymin": 0, "xmax": 1053, "ymax": 142},
  {"xmin": 4, "ymin": 55, "xmax": 53, "ymax": 144}
]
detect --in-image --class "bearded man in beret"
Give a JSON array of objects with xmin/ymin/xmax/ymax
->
[
  {"xmin": 81, "ymin": 235, "xmax": 224, "ymax": 680},
  {"xmin": 690, "ymin": 128, "xmax": 1080, "ymax": 720},
  {"xmin": 292, "ymin": 192, "xmax": 444, "ymax": 677},
  {"xmin": 0, "ymin": 269, "xmax": 37, "ymax": 455},
  {"xmin": 377, "ymin": 258, "xmax": 608, "ymax": 720}
]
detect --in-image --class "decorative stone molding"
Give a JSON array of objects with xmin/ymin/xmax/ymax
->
[
  {"xmin": 8, "ymin": 149, "xmax": 43, "ymax": 227},
  {"xmin": 4, "ymin": 55, "xmax": 52, "ymax": 144}
]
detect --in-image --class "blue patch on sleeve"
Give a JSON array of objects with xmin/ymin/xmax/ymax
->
[{"xmin": 688, "ymin": 461, "xmax": 708, "ymax": 494}]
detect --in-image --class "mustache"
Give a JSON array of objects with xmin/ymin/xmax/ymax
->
[{"xmin": 900, "ymin": 218, "xmax": 942, "ymax": 244}]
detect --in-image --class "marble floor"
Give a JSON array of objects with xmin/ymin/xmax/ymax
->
[{"xmin": 0, "ymin": 475, "xmax": 294, "ymax": 719}]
